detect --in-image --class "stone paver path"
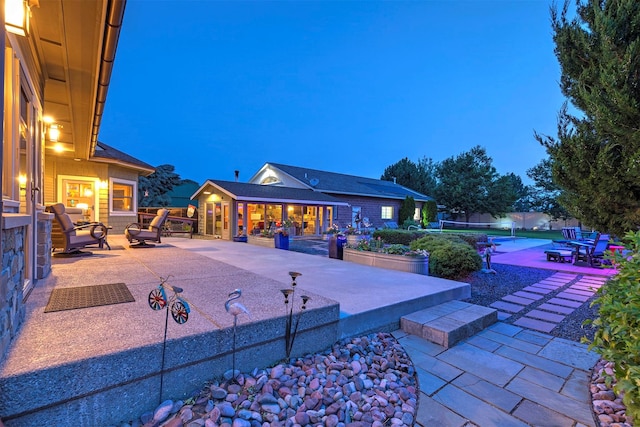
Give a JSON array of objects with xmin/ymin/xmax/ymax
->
[
  {"xmin": 487, "ymin": 272, "xmax": 607, "ymax": 334},
  {"xmin": 396, "ymin": 322, "xmax": 599, "ymax": 427}
]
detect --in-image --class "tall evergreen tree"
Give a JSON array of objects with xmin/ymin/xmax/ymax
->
[
  {"xmin": 535, "ymin": 0, "xmax": 640, "ymax": 236},
  {"xmin": 138, "ymin": 164, "xmax": 182, "ymax": 207}
]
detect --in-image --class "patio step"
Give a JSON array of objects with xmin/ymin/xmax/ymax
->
[{"xmin": 400, "ymin": 301, "xmax": 497, "ymax": 348}]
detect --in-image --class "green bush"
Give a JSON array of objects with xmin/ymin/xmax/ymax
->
[
  {"xmin": 456, "ymin": 233, "xmax": 488, "ymax": 249},
  {"xmin": 422, "ymin": 200, "xmax": 438, "ymax": 227},
  {"xmin": 410, "ymin": 234, "xmax": 482, "ymax": 279},
  {"xmin": 584, "ymin": 230, "xmax": 640, "ymax": 419},
  {"xmin": 399, "ymin": 196, "xmax": 415, "ymax": 225},
  {"xmin": 372, "ymin": 229, "xmax": 425, "ymax": 245}
]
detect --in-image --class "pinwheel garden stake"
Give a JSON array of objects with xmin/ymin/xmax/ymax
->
[
  {"xmin": 148, "ymin": 276, "xmax": 190, "ymax": 403},
  {"xmin": 281, "ymin": 271, "xmax": 310, "ymax": 360}
]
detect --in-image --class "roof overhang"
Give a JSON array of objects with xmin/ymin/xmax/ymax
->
[
  {"xmin": 90, "ymin": 156, "xmax": 155, "ymax": 176},
  {"xmin": 31, "ymin": 0, "xmax": 125, "ymax": 160},
  {"xmin": 191, "ymin": 180, "xmax": 349, "ymax": 206}
]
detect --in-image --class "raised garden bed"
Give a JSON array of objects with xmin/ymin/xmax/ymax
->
[{"xmin": 343, "ymin": 248, "xmax": 429, "ymax": 275}]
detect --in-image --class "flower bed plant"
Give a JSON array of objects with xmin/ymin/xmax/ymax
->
[
  {"xmin": 584, "ymin": 230, "xmax": 640, "ymax": 419},
  {"xmin": 343, "ymin": 239, "xmax": 430, "ymax": 275}
]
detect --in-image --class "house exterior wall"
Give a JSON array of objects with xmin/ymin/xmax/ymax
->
[
  {"xmin": 0, "ymin": 220, "xmax": 27, "ymax": 360},
  {"xmin": 329, "ymin": 195, "xmax": 423, "ymax": 229},
  {"xmin": 1, "ymin": 35, "xmax": 46, "ymax": 364},
  {"xmin": 44, "ymin": 159, "xmax": 141, "ymax": 234}
]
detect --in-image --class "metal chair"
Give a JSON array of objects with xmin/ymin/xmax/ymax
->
[
  {"xmin": 47, "ymin": 203, "xmax": 109, "ymax": 256},
  {"xmin": 125, "ymin": 209, "xmax": 170, "ymax": 247}
]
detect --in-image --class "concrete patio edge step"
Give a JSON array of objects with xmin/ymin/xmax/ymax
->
[{"xmin": 401, "ymin": 301, "xmax": 497, "ymax": 348}]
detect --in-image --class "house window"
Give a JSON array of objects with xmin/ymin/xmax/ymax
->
[
  {"xmin": 110, "ymin": 178, "xmax": 137, "ymax": 215},
  {"xmin": 381, "ymin": 206, "xmax": 393, "ymax": 220}
]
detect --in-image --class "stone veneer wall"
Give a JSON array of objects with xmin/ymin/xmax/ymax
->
[
  {"xmin": 0, "ymin": 224, "xmax": 27, "ymax": 360},
  {"xmin": 37, "ymin": 213, "xmax": 53, "ymax": 279}
]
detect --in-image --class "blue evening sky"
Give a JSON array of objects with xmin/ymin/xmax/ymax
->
[{"xmin": 100, "ymin": 0, "xmax": 566, "ymax": 187}]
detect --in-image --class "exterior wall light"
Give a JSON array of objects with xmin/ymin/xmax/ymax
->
[
  {"xmin": 49, "ymin": 123, "xmax": 60, "ymax": 142},
  {"xmin": 5, "ymin": 0, "xmax": 33, "ymax": 37}
]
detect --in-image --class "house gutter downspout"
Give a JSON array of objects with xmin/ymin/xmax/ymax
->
[{"xmin": 89, "ymin": 0, "xmax": 126, "ymax": 158}]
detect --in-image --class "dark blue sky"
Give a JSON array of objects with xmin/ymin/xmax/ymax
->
[{"xmin": 100, "ymin": 0, "xmax": 565, "ymax": 186}]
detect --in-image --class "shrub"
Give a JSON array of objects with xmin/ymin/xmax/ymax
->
[
  {"xmin": 456, "ymin": 233, "xmax": 488, "ymax": 249},
  {"xmin": 422, "ymin": 200, "xmax": 437, "ymax": 227},
  {"xmin": 399, "ymin": 196, "xmax": 415, "ymax": 225},
  {"xmin": 584, "ymin": 230, "xmax": 640, "ymax": 419},
  {"xmin": 372, "ymin": 229, "xmax": 425, "ymax": 245},
  {"xmin": 410, "ymin": 234, "xmax": 482, "ymax": 279}
]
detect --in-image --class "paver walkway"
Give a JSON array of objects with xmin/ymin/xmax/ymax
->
[
  {"xmin": 487, "ymin": 272, "xmax": 607, "ymax": 334},
  {"xmin": 397, "ymin": 322, "xmax": 599, "ymax": 427}
]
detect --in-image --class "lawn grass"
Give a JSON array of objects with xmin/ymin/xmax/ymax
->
[{"xmin": 437, "ymin": 227, "xmax": 563, "ymax": 240}]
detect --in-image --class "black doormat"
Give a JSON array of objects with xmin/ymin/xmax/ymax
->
[{"xmin": 44, "ymin": 283, "xmax": 135, "ymax": 313}]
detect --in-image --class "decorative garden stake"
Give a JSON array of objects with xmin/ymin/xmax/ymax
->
[
  {"xmin": 148, "ymin": 276, "xmax": 191, "ymax": 404},
  {"xmin": 481, "ymin": 239, "xmax": 497, "ymax": 274},
  {"xmin": 225, "ymin": 289, "xmax": 250, "ymax": 383},
  {"xmin": 281, "ymin": 271, "xmax": 310, "ymax": 359}
]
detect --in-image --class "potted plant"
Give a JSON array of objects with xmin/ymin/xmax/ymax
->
[
  {"xmin": 232, "ymin": 231, "xmax": 247, "ymax": 243},
  {"xmin": 274, "ymin": 218, "xmax": 292, "ymax": 250}
]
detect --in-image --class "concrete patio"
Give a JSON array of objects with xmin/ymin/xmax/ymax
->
[
  {"xmin": 0, "ymin": 235, "xmax": 469, "ymax": 426},
  {"xmin": 0, "ymin": 235, "xmax": 607, "ymax": 426}
]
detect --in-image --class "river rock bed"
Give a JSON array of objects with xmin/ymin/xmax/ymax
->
[
  {"xmin": 592, "ymin": 359, "xmax": 634, "ymax": 427},
  {"xmin": 125, "ymin": 332, "xmax": 417, "ymax": 427}
]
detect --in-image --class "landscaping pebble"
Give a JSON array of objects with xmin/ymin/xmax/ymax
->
[
  {"xmin": 591, "ymin": 359, "xmax": 634, "ymax": 427},
  {"xmin": 123, "ymin": 332, "xmax": 417, "ymax": 427}
]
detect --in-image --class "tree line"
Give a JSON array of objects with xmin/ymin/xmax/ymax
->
[{"xmin": 381, "ymin": 146, "xmax": 568, "ymax": 225}]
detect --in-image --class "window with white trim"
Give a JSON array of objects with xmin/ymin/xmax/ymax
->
[
  {"xmin": 381, "ymin": 206, "xmax": 393, "ymax": 220},
  {"xmin": 109, "ymin": 178, "xmax": 137, "ymax": 215}
]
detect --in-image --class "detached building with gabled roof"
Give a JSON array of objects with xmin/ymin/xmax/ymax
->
[{"xmin": 191, "ymin": 162, "xmax": 434, "ymax": 240}]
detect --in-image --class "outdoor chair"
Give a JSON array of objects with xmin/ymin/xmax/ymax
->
[
  {"xmin": 573, "ymin": 233, "xmax": 610, "ymax": 267},
  {"xmin": 125, "ymin": 208, "xmax": 170, "ymax": 247},
  {"xmin": 47, "ymin": 203, "xmax": 109, "ymax": 256},
  {"xmin": 552, "ymin": 226, "xmax": 578, "ymax": 247}
]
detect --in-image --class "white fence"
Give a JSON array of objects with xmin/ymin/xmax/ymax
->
[{"xmin": 464, "ymin": 212, "xmax": 580, "ymax": 231}]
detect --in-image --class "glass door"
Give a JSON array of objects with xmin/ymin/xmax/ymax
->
[
  {"xmin": 205, "ymin": 203, "xmax": 214, "ymax": 235},
  {"xmin": 222, "ymin": 203, "xmax": 230, "ymax": 239}
]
